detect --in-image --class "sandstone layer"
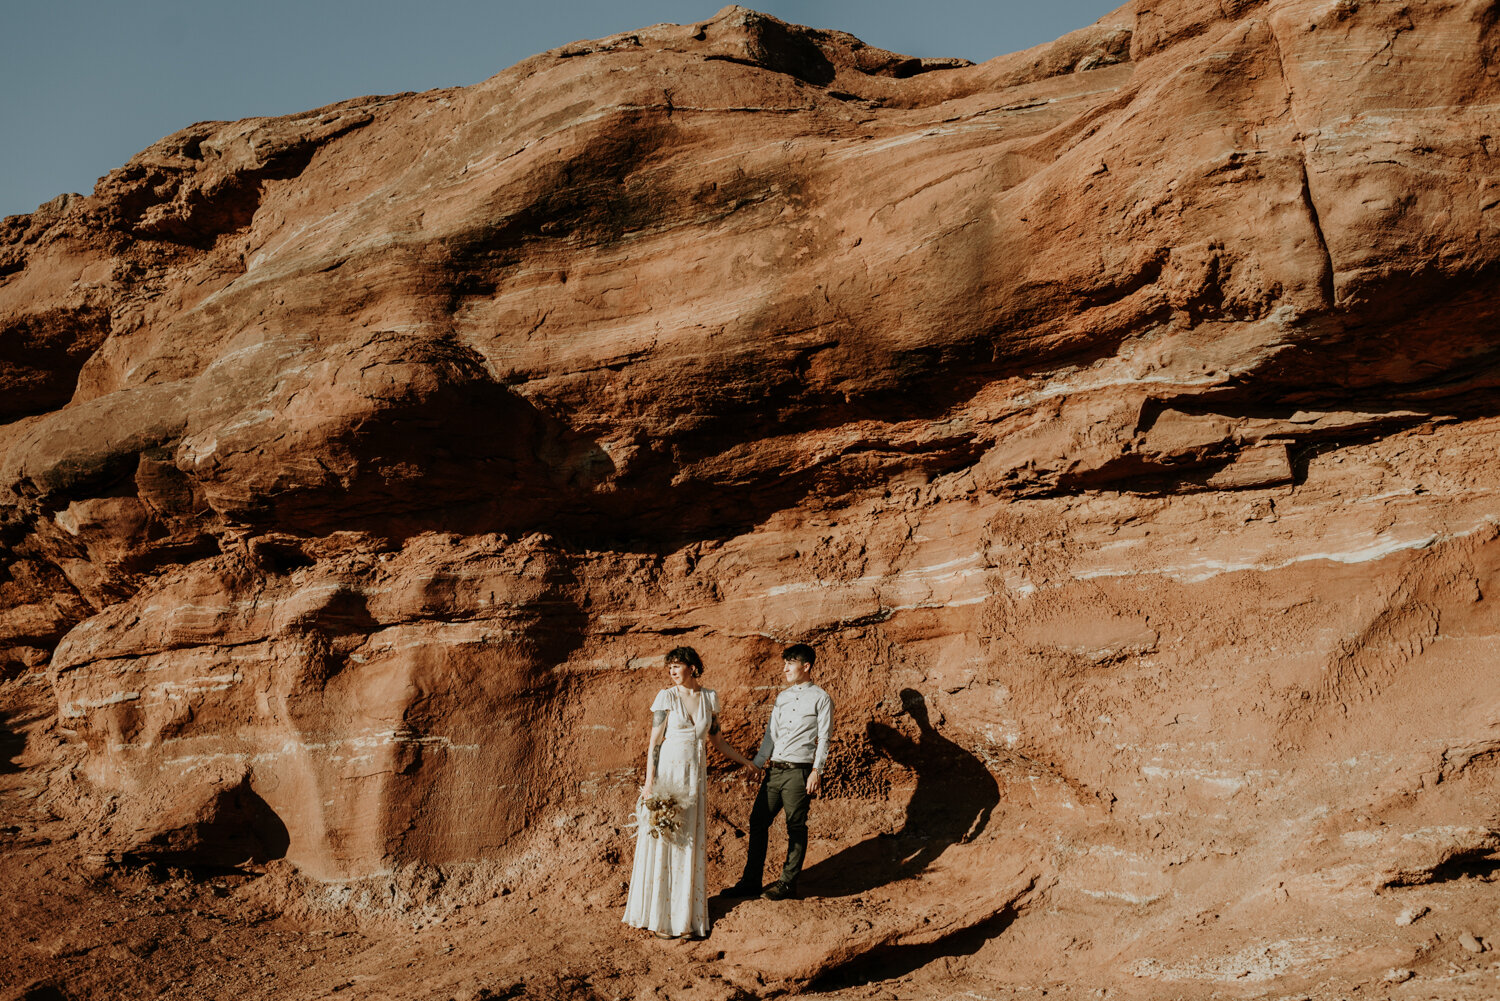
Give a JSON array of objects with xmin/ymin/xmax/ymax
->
[{"xmin": 3, "ymin": 2, "xmax": 1500, "ymax": 997}]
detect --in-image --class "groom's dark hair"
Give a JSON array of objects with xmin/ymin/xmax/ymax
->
[{"xmin": 783, "ymin": 643, "xmax": 816, "ymax": 668}]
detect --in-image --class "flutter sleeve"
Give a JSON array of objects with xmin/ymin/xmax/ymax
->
[
  {"xmin": 708, "ymin": 689, "xmax": 721, "ymax": 735},
  {"xmin": 650, "ymin": 688, "xmax": 671, "ymax": 727}
]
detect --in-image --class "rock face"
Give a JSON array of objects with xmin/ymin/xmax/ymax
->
[{"xmin": 3, "ymin": 0, "xmax": 1500, "ymax": 991}]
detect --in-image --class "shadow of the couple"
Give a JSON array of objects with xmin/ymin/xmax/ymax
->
[
  {"xmin": 797, "ymin": 688, "xmax": 999, "ymax": 898},
  {"xmin": 707, "ymin": 688, "xmax": 998, "ymax": 916}
]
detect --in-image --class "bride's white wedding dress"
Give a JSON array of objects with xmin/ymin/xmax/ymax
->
[{"xmin": 622, "ymin": 686, "xmax": 717, "ymax": 937}]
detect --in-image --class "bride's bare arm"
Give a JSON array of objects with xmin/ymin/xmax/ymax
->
[
  {"xmin": 710, "ymin": 731, "xmax": 762, "ymax": 780},
  {"xmin": 642, "ymin": 718, "xmax": 667, "ymax": 797}
]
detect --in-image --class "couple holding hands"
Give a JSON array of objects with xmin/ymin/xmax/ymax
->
[{"xmin": 622, "ymin": 643, "xmax": 833, "ymax": 939}]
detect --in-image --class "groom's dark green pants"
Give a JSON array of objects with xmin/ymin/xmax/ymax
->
[{"xmin": 742, "ymin": 763, "xmax": 810, "ymax": 888}]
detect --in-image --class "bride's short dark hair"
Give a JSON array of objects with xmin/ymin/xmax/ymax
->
[{"xmin": 665, "ymin": 646, "xmax": 704, "ymax": 677}]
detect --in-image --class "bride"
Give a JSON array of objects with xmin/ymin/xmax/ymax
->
[{"xmin": 623, "ymin": 646, "xmax": 760, "ymax": 939}]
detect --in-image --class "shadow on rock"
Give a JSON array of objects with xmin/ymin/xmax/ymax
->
[
  {"xmin": 809, "ymin": 904, "xmax": 1019, "ymax": 992},
  {"xmin": 13, "ymin": 984, "xmax": 71, "ymax": 1001},
  {"xmin": 707, "ymin": 891, "xmax": 754, "ymax": 926},
  {"xmin": 0, "ymin": 711, "xmax": 26, "ymax": 775},
  {"xmin": 799, "ymin": 688, "xmax": 999, "ymax": 898},
  {"xmin": 127, "ymin": 780, "xmax": 292, "ymax": 873}
]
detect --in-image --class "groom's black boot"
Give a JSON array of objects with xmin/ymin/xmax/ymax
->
[
  {"xmin": 762, "ymin": 880, "xmax": 797, "ymax": 900},
  {"xmin": 721, "ymin": 879, "xmax": 762, "ymax": 897}
]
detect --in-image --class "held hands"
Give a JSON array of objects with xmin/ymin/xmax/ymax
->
[{"xmin": 743, "ymin": 763, "xmax": 764, "ymax": 783}]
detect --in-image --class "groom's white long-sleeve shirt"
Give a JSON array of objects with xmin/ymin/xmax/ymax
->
[{"xmin": 752, "ymin": 681, "xmax": 834, "ymax": 772}]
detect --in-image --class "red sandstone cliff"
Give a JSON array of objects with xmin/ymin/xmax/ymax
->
[{"xmin": 3, "ymin": 2, "xmax": 1499, "ymax": 997}]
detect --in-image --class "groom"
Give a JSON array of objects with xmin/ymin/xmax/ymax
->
[{"xmin": 725, "ymin": 643, "xmax": 834, "ymax": 900}]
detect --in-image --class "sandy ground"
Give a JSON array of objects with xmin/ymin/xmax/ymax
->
[{"xmin": 6, "ymin": 671, "xmax": 1499, "ymax": 1001}]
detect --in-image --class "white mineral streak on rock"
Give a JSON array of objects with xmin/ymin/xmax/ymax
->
[
  {"xmin": 143, "ymin": 671, "xmax": 242, "ymax": 697},
  {"xmin": 150, "ymin": 729, "xmax": 482, "ymax": 774},
  {"xmin": 60, "ymin": 690, "xmax": 141, "ymax": 717},
  {"xmin": 761, "ymin": 551, "xmax": 988, "ymax": 611},
  {"xmin": 1128, "ymin": 938, "xmax": 1346, "ymax": 982},
  {"xmin": 1139, "ymin": 765, "xmax": 1252, "ymax": 794},
  {"xmin": 1074, "ymin": 519, "xmax": 1494, "ymax": 583},
  {"xmin": 1399, "ymin": 825, "xmax": 1496, "ymax": 844},
  {"xmin": 1060, "ymin": 845, "xmax": 1172, "ymax": 906},
  {"xmin": 1340, "ymin": 830, "xmax": 1383, "ymax": 848}
]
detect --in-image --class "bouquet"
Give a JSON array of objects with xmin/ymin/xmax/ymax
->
[{"xmin": 639, "ymin": 793, "xmax": 682, "ymax": 840}]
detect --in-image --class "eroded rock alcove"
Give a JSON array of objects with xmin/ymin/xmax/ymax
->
[{"xmin": 3, "ymin": 1, "xmax": 1499, "ymax": 997}]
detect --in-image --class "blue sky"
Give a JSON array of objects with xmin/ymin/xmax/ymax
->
[{"xmin": 2, "ymin": 1, "xmax": 1122, "ymax": 219}]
